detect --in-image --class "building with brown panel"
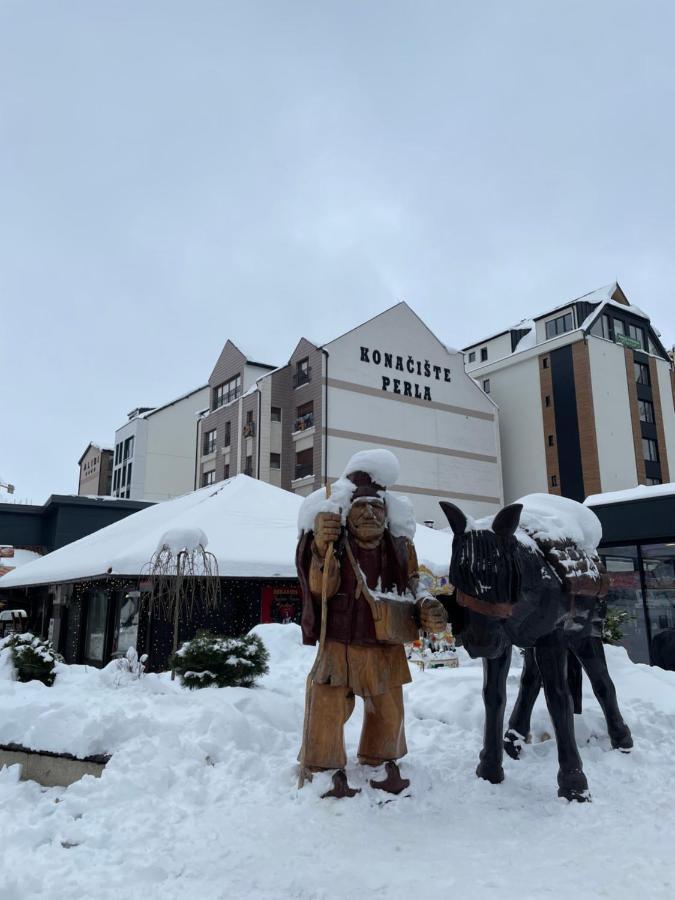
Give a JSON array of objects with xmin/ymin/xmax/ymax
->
[
  {"xmin": 196, "ymin": 303, "xmax": 504, "ymax": 526},
  {"xmin": 464, "ymin": 283, "xmax": 675, "ymax": 502},
  {"xmin": 77, "ymin": 443, "xmax": 113, "ymax": 496}
]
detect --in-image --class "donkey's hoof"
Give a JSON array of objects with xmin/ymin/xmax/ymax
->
[
  {"xmin": 476, "ymin": 761, "xmax": 504, "ymax": 784},
  {"xmin": 503, "ymin": 729, "xmax": 525, "ymax": 760},
  {"xmin": 610, "ymin": 727, "xmax": 633, "ymax": 752},
  {"xmin": 557, "ymin": 770, "xmax": 590, "ymax": 802}
]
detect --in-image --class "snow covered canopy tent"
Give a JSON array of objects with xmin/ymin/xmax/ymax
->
[{"xmin": 0, "ymin": 476, "xmax": 451, "ymax": 669}]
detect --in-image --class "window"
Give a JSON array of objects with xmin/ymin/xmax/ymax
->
[
  {"xmin": 628, "ymin": 324, "xmax": 646, "ymax": 350},
  {"xmin": 646, "ymin": 477, "xmax": 662, "ymax": 485},
  {"xmin": 113, "ymin": 469, "xmax": 120, "ymax": 492},
  {"xmin": 294, "ymin": 401, "xmax": 314, "ymax": 431},
  {"xmin": 480, "ymin": 347, "xmax": 488, "ymax": 362},
  {"xmin": 244, "ymin": 455, "xmax": 253, "ymax": 476},
  {"xmin": 544, "ymin": 395, "xmax": 551, "ymax": 407},
  {"xmin": 270, "ymin": 452, "xmax": 281, "ymax": 469},
  {"xmin": 542, "ymin": 357, "xmax": 549, "ymax": 369},
  {"xmin": 224, "ymin": 421, "xmax": 231, "ymax": 447},
  {"xmin": 614, "ymin": 318, "xmax": 625, "ymax": 337},
  {"xmin": 202, "ymin": 470, "xmax": 216, "ymax": 487},
  {"xmin": 545, "ymin": 312, "xmax": 574, "ymax": 339},
  {"xmin": 548, "ymin": 435, "xmax": 555, "ymax": 446},
  {"xmin": 482, "ymin": 379, "xmax": 490, "ymax": 394},
  {"xmin": 635, "ymin": 362, "xmax": 650, "ymax": 386},
  {"xmin": 213, "ymin": 374, "xmax": 242, "ymax": 409},
  {"xmin": 468, "ymin": 351, "xmax": 476, "ymax": 363},
  {"xmin": 126, "ymin": 462, "xmax": 132, "ymax": 488},
  {"xmin": 224, "ymin": 464, "xmax": 230, "ymax": 479},
  {"xmin": 639, "ymin": 399, "xmax": 655, "ymax": 424},
  {"xmin": 121, "ymin": 465, "xmax": 127, "ymax": 487},
  {"xmin": 271, "ymin": 406, "xmax": 282, "ymax": 422},
  {"xmin": 295, "ymin": 447, "xmax": 313, "ymax": 480},
  {"xmin": 246, "ymin": 410, "xmax": 253, "ymax": 423},
  {"xmin": 643, "ymin": 438, "xmax": 659, "ymax": 463},
  {"xmin": 294, "ymin": 357, "xmax": 311, "ymax": 387},
  {"xmin": 243, "ymin": 410, "xmax": 256, "ymax": 437},
  {"xmin": 203, "ymin": 429, "xmax": 217, "ymax": 455},
  {"xmin": 115, "ymin": 443, "xmax": 122, "ymax": 465},
  {"xmin": 123, "ymin": 436, "xmax": 134, "ymax": 460},
  {"xmin": 551, "ymin": 475, "xmax": 558, "ymax": 487}
]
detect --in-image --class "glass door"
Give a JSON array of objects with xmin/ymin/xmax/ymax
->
[
  {"xmin": 600, "ymin": 545, "xmax": 650, "ymax": 663},
  {"xmin": 84, "ymin": 589, "xmax": 108, "ymax": 665}
]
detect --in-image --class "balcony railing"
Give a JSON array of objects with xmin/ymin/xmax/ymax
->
[
  {"xmin": 294, "ymin": 463, "xmax": 313, "ymax": 480},
  {"xmin": 293, "ymin": 412, "xmax": 314, "ymax": 432},
  {"xmin": 213, "ymin": 386, "xmax": 242, "ymax": 410},
  {"xmin": 243, "ymin": 421, "xmax": 256, "ymax": 438},
  {"xmin": 293, "ymin": 367, "xmax": 312, "ymax": 388}
]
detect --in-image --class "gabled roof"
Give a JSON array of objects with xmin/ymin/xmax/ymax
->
[{"xmin": 78, "ymin": 443, "xmax": 113, "ymax": 466}]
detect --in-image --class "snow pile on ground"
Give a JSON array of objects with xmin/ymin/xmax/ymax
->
[{"xmin": 2, "ymin": 624, "xmax": 675, "ymax": 899}]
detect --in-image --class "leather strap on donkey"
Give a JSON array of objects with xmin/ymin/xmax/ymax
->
[{"xmin": 456, "ymin": 589, "xmax": 513, "ymax": 619}]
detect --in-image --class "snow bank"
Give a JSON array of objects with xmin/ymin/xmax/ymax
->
[{"xmin": 1, "ymin": 627, "xmax": 674, "ymax": 899}]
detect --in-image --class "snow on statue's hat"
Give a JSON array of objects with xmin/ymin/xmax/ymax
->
[{"xmin": 342, "ymin": 449, "xmax": 400, "ymax": 499}]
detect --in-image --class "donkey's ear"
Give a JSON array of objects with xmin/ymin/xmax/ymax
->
[
  {"xmin": 439, "ymin": 501, "xmax": 467, "ymax": 536},
  {"xmin": 492, "ymin": 503, "xmax": 523, "ymax": 537}
]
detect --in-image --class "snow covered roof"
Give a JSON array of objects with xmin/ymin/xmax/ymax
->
[
  {"xmin": 0, "ymin": 476, "xmax": 452, "ymax": 589},
  {"xmin": 585, "ymin": 482, "xmax": 675, "ymax": 507}
]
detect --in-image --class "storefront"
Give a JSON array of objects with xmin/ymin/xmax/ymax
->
[{"xmin": 588, "ymin": 486, "xmax": 675, "ymax": 667}]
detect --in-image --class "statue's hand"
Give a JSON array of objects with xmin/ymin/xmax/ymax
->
[
  {"xmin": 313, "ymin": 512, "xmax": 342, "ymax": 558},
  {"xmin": 418, "ymin": 597, "xmax": 448, "ymax": 633}
]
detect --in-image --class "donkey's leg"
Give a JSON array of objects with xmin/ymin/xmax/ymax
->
[
  {"xmin": 477, "ymin": 645, "xmax": 511, "ymax": 784},
  {"xmin": 504, "ymin": 647, "xmax": 541, "ymax": 759},
  {"xmin": 535, "ymin": 632, "xmax": 590, "ymax": 802},
  {"xmin": 573, "ymin": 636, "xmax": 633, "ymax": 751}
]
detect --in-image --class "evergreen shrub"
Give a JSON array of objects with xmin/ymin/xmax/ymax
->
[
  {"xmin": 171, "ymin": 631, "xmax": 269, "ymax": 689},
  {"xmin": 602, "ymin": 608, "xmax": 632, "ymax": 645},
  {"xmin": 0, "ymin": 632, "xmax": 63, "ymax": 686}
]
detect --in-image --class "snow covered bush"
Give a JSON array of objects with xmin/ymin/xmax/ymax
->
[
  {"xmin": 100, "ymin": 646, "xmax": 148, "ymax": 688},
  {"xmin": 0, "ymin": 632, "xmax": 63, "ymax": 686},
  {"xmin": 602, "ymin": 608, "xmax": 632, "ymax": 645},
  {"xmin": 171, "ymin": 631, "xmax": 269, "ymax": 690}
]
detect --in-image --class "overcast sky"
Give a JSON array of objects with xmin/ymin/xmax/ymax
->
[{"xmin": 2, "ymin": 1, "xmax": 674, "ymax": 503}]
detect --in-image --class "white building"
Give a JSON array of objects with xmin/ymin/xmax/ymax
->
[
  {"xmin": 112, "ymin": 385, "xmax": 209, "ymax": 502},
  {"xmin": 463, "ymin": 282, "xmax": 675, "ymax": 503},
  {"xmin": 197, "ymin": 304, "xmax": 503, "ymax": 525}
]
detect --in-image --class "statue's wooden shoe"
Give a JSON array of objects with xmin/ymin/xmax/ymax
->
[
  {"xmin": 321, "ymin": 769, "xmax": 361, "ymax": 799},
  {"xmin": 370, "ymin": 761, "xmax": 410, "ymax": 795}
]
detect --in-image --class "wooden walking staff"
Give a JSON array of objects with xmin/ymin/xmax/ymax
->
[{"xmin": 297, "ymin": 482, "xmax": 335, "ymax": 789}]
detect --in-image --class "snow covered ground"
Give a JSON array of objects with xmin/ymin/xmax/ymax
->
[{"xmin": 2, "ymin": 625, "xmax": 675, "ymax": 900}]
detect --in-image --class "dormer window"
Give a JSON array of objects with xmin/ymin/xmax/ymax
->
[{"xmin": 545, "ymin": 312, "xmax": 574, "ymax": 339}]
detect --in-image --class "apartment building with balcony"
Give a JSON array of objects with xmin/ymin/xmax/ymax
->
[
  {"xmin": 463, "ymin": 282, "xmax": 675, "ymax": 503},
  {"xmin": 112, "ymin": 385, "xmax": 209, "ymax": 501},
  {"xmin": 196, "ymin": 304, "xmax": 503, "ymax": 525}
]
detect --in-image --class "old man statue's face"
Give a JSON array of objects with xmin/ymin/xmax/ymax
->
[{"xmin": 347, "ymin": 497, "xmax": 386, "ymax": 545}]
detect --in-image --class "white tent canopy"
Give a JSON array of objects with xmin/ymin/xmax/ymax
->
[{"xmin": 0, "ymin": 476, "xmax": 452, "ymax": 589}]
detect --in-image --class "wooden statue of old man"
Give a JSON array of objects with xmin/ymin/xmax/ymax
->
[{"xmin": 296, "ymin": 449, "xmax": 447, "ymax": 797}]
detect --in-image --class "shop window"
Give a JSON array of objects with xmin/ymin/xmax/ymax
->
[
  {"xmin": 642, "ymin": 544, "xmax": 675, "ymax": 668},
  {"xmin": 599, "ymin": 546, "xmax": 650, "ymax": 664},
  {"xmin": 112, "ymin": 591, "xmax": 140, "ymax": 659},
  {"xmin": 84, "ymin": 590, "xmax": 108, "ymax": 664},
  {"xmin": 545, "ymin": 312, "xmax": 574, "ymax": 339}
]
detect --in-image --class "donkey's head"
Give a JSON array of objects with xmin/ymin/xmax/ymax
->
[{"xmin": 441, "ymin": 501, "xmax": 525, "ymax": 608}]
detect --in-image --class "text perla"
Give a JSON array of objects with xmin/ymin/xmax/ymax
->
[{"xmin": 360, "ymin": 346, "xmax": 451, "ymax": 402}]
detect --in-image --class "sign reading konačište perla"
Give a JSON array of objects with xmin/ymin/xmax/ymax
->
[{"xmin": 359, "ymin": 346, "xmax": 452, "ymax": 402}]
